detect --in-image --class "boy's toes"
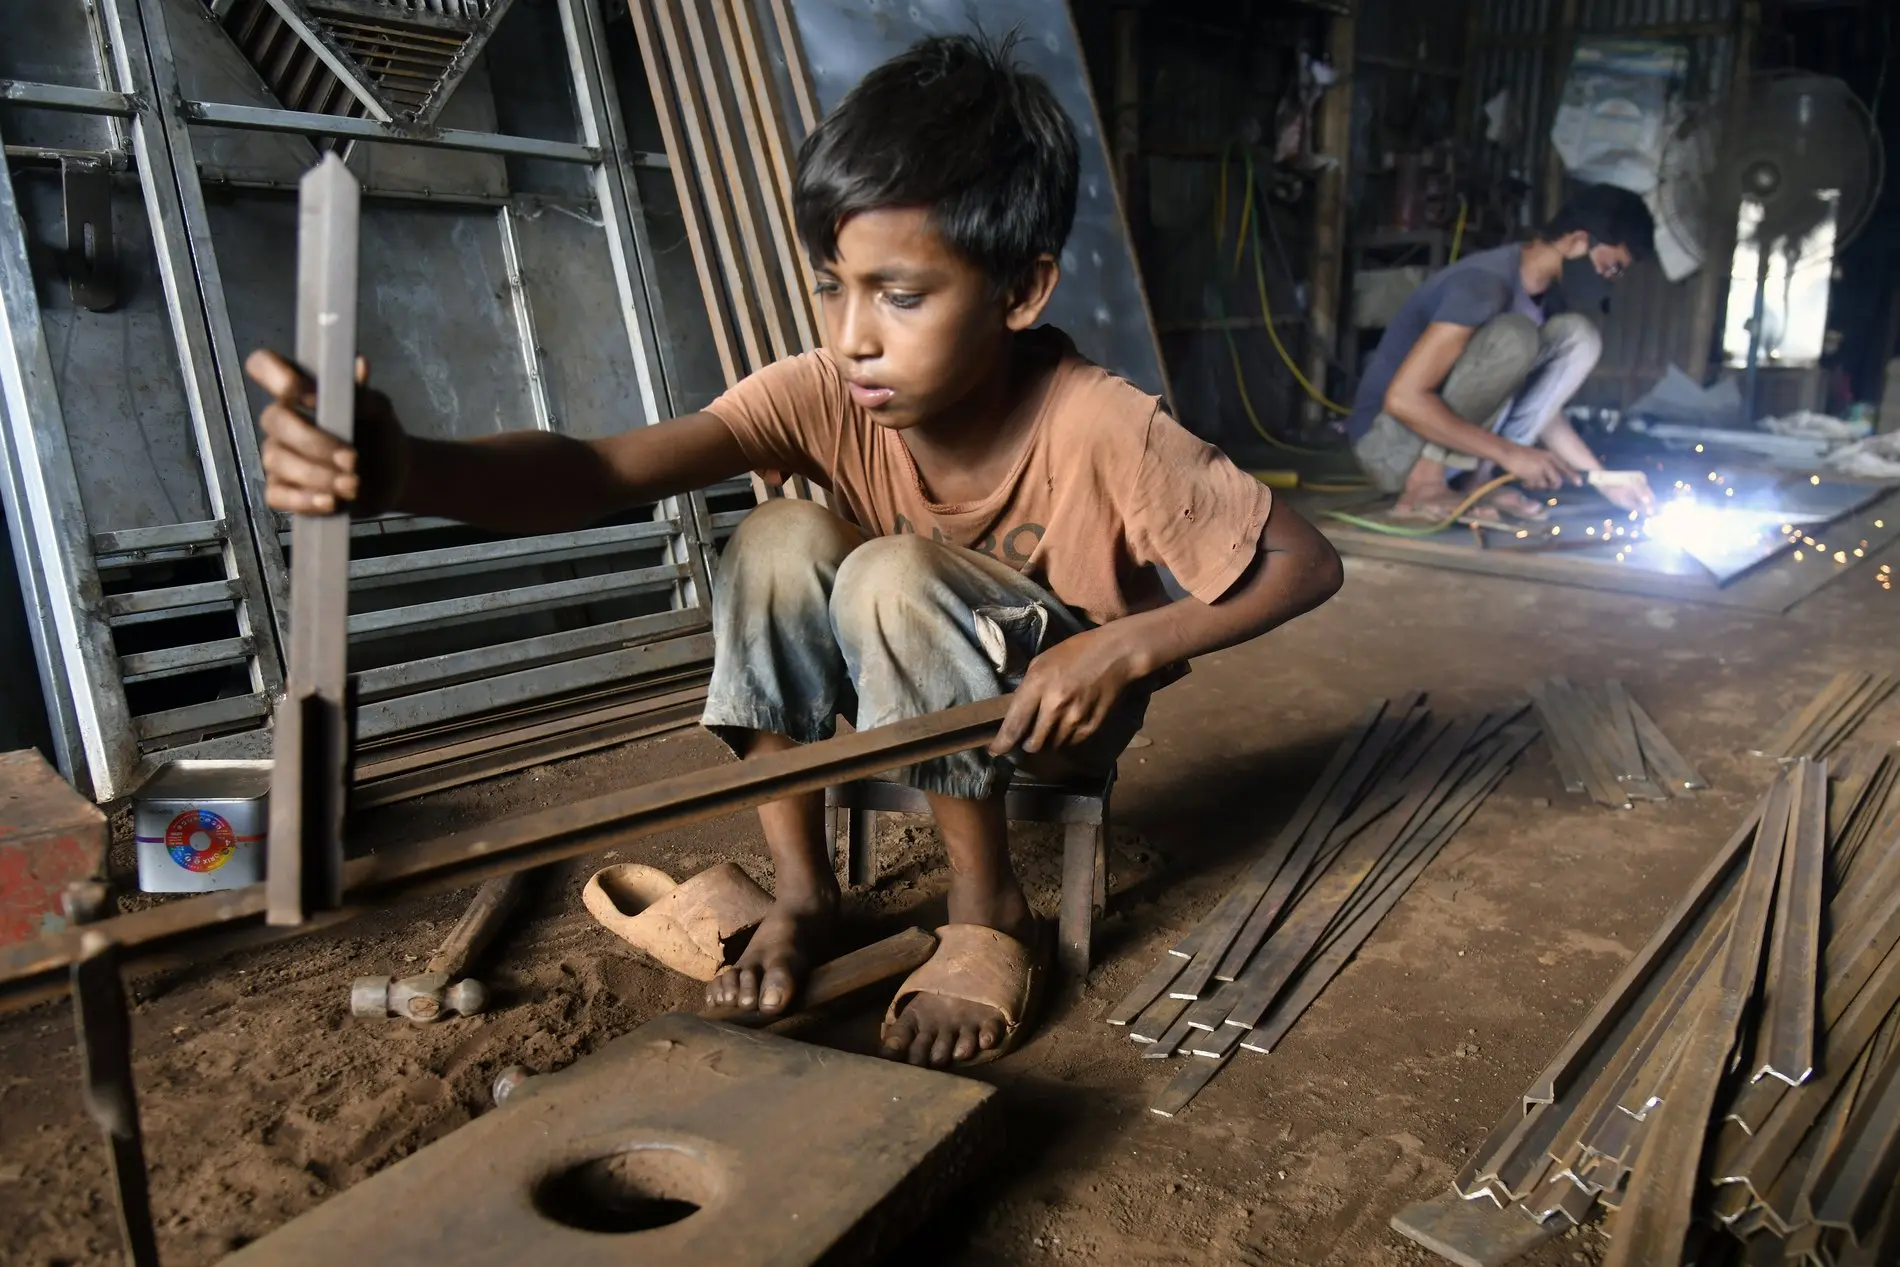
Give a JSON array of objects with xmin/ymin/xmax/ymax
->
[
  {"xmin": 757, "ymin": 963, "xmax": 796, "ymax": 1014},
  {"xmin": 952, "ymin": 1025, "xmax": 982, "ymax": 1063},
  {"xmin": 978, "ymin": 1016, "xmax": 1005, "ymax": 1053},
  {"xmin": 881, "ymin": 1013, "xmax": 918, "ymax": 1059}
]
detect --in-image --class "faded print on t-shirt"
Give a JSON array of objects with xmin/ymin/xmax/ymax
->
[{"xmin": 703, "ymin": 327, "xmax": 1274, "ymax": 626}]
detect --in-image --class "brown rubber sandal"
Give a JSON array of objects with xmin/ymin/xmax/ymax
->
[
  {"xmin": 879, "ymin": 924, "xmax": 1047, "ymax": 1067},
  {"xmin": 582, "ymin": 862, "xmax": 774, "ymax": 981}
]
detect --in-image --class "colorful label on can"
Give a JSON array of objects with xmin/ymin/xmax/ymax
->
[{"xmin": 155, "ymin": 809, "xmax": 256, "ymax": 873}]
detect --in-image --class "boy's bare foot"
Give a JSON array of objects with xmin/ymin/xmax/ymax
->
[
  {"xmin": 704, "ymin": 888, "xmax": 837, "ymax": 1016},
  {"xmin": 880, "ymin": 875, "xmax": 1037, "ymax": 1067}
]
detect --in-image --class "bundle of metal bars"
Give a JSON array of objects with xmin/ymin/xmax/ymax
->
[
  {"xmin": 629, "ymin": 0, "xmax": 825, "ymax": 505},
  {"xmin": 1528, "ymin": 677, "xmax": 1708, "ymax": 810},
  {"xmin": 1410, "ymin": 744, "xmax": 1900, "ymax": 1267},
  {"xmin": 1751, "ymin": 670, "xmax": 1900, "ymax": 763},
  {"xmin": 1104, "ymin": 694, "xmax": 1538, "ymax": 1118}
]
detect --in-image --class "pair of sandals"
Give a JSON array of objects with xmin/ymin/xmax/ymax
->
[{"xmin": 582, "ymin": 862, "xmax": 1042, "ymax": 1067}]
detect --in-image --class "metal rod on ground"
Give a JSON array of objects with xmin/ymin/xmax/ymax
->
[
  {"xmin": 70, "ymin": 926, "xmax": 160, "ymax": 1267},
  {"xmin": 266, "ymin": 154, "xmax": 359, "ymax": 927}
]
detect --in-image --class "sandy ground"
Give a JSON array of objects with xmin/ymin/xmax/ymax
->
[{"xmin": 3, "ymin": 542, "xmax": 1897, "ymax": 1266}]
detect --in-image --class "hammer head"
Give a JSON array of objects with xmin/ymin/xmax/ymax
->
[{"xmin": 349, "ymin": 972, "xmax": 489, "ymax": 1023}]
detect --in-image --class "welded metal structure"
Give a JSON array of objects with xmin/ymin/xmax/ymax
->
[{"xmin": 0, "ymin": 0, "xmax": 739, "ymax": 800}]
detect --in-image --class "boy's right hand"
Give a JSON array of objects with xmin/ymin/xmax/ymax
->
[
  {"xmin": 246, "ymin": 349, "xmax": 410, "ymax": 516},
  {"xmin": 1498, "ymin": 442, "xmax": 1578, "ymax": 492}
]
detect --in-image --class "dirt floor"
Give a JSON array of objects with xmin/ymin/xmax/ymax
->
[{"xmin": 4, "ymin": 543, "xmax": 1899, "ymax": 1266}]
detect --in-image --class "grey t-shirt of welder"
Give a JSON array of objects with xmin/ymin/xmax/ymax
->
[{"xmin": 1346, "ymin": 244, "xmax": 1545, "ymax": 441}]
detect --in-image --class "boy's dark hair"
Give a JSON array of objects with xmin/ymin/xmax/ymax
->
[
  {"xmin": 1541, "ymin": 183, "xmax": 1656, "ymax": 261},
  {"xmin": 792, "ymin": 32, "xmax": 1079, "ymax": 294}
]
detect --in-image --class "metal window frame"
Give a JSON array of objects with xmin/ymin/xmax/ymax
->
[{"xmin": 152, "ymin": 0, "xmax": 722, "ymax": 752}]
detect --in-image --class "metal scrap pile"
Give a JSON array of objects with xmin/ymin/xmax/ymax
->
[
  {"xmin": 1425, "ymin": 747, "xmax": 1900, "ymax": 1267},
  {"xmin": 1107, "ymin": 694, "xmax": 1536, "ymax": 1117}
]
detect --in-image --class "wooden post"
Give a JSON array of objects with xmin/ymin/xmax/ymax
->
[
  {"xmin": 1542, "ymin": 0, "xmax": 1580, "ymax": 224},
  {"xmin": 1687, "ymin": 0, "xmax": 1758, "ymax": 384},
  {"xmin": 1304, "ymin": 10, "xmax": 1354, "ymax": 427}
]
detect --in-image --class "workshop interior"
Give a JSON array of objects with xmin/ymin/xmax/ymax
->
[{"xmin": 3, "ymin": 1, "xmax": 1900, "ymax": 1264}]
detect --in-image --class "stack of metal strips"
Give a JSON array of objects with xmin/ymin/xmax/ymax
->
[
  {"xmin": 1529, "ymin": 677, "xmax": 1708, "ymax": 810},
  {"xmin": 1752, "ymin": 670, "xmax": 1900, "ymax": 763},
  {"xmin": 1411, "ymin": 746, "xmax": 1900, "ymax": 1267},
  {"xmin": 1104, "ymin": 694, "xmax": 1539, "ymax": 1118}
]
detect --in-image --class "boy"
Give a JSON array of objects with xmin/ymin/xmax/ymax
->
[
  {"xmin": 249, "ymin": 34, "xmax": 1343, "ymax": 1068},
  {"xmin": 1348, "ymin": 184, "xmax": 1659, "ymax": 522}
]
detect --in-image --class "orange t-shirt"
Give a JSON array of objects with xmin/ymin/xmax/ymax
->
[{"xmin": 703, "ymin": 329, "xmax": 1274, "ymax": 626}]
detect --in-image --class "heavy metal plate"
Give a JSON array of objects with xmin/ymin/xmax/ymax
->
[{"xmin": 223, "ymin": 1012, "xmax": 1001, "ymax": 1267}]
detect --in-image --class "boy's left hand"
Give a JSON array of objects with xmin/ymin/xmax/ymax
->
[{"xmin": 989, "ymin": 627, "xmax": 1140, "ymax": 756}]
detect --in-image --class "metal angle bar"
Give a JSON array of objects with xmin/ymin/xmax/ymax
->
[
  {"xmin": 495, "ymin": 204, "xmax": 554, "ymax": 431},
  {"xmin": 345, "ymin": 519, "xmax": 678, "ymax": 588},
  {"xmin": 257, "ymin": 0, "xmax": 397, "ymax": 121},
  {"xmin": 120, "ymin": 635, "xmax": 255, "ymax": 683},
  {"xmin": 93, "ymin": 519, "xmax": 226, "ymax": 559},
  {"xmin": 1166, "ymin": 700, "xmax": 1387, "ymax": 999},
  {"xmin": 1754, "ymin": 672, "xmax": 1869, "ymax": 759},
  {"xmin": 1530, "ymin": 685, "xmax": 1589, "ymax": 795},
  {"xmin": 346, "ymin": 562, "xmax": 686, "ymax": 640},
  {"xmin": 1790, "ymin": 673, "xmax": 1888, "ymax": 763},
  {"xmin": 102, "ymin": 579, "xmax": 240, "ymax": 619},
  {"xmin": 0, "ymin": 696, "xmax": 1017, "ymax": 1008},
  {"xmin": 0, "ymin": 80, "xmax": 140, "ymax": 117},
  {"xmin": 1807, "ymin": 1033, "xmax": 1900, "ymax": 1240},
  {"xmin": 70, "ymin": 937, "xmax": 160, "ymax": 1267},
  {"xmin": 1757, "ymin": 758, "xmax": 1827, "ymax": 1086},
  {"xmin": 350, "ymin": 609, "xmax": 707, "ymax": 702},
  {"xmin": 353, "ymin": 635, "xmax": 712, "ymax": 740},
  {"xmin": 1723, "ymin": 869, "xmax": 1900, "ymax": 1141},
  {"xmin": 133, "ymin": 691, "xmax": 272, "ymax": 743},
  {"xmin": 267, "ymin": 154, "xmax": 358, "ymax": 928},
  {"xmin": 1602, "ymin": 769, "xmax": 1791, "ymax": 1267},
  {"xmin": 1719, "ymin": 937, "xmax": 1900, "ymax": 1209},
  {"xmin": 1524, "ymin": 796, "xmax": 1764, "ymax": 1111},
  {"xmin": 1784, "ymin": 1039, "xmax": 1880, "ymax": 1234},
  {"xmin": 179, "ymin": 99, "xmax": 600, "ymax": 162},
  {"xmin": 1627, "ymin": 696, "xmax": 1708, "ymax": 793},
  {"xmin": 0, "ymin": 114, "xmax": 137, "ymax": 797},
  {"xmin": 1814, "ymin": 675, "xmax": 1900, "ymax": 761}
]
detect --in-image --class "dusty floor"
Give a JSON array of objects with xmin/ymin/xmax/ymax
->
[{"xmin": 3, "ymin": 544, "xmax": 1898, "ymax": 1267}]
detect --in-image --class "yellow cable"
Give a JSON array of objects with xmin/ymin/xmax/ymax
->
[
  {"xmin": 1450, "ymin": 196, "xmax": 1468, "ymax": 264},
  {"xmin": 1324, "ymin": 473, "xmax": 1521, "ymax": 537},
  {"xmin": 1229, "ymin": 147, "xmax": 1351, "ymax": 416}
]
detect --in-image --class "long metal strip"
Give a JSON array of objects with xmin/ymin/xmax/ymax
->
[
  {"xmin": 1626, "ymin": 696, "xmax": 1708, "ymax": 793},
  {"xmin": 1753, "ymin": 671, "xmax": 1869, "ymax": 759},
  {"xmin": 177, "ymin": 99, "xmax": 609, "ymax": 163},
  {"xmin": 1603, "ymin": 771, "xmax": 1791, "ymax": 1267},
  {"xmin": 0, "ymin": 696, "xmax": 1015, "ymax": 1009},
  {"xmin": 266, "ymin": 154, "xmax": 358, "ymax": 926},
  {"xmin": 1164, "ymin": 700, "xmax": 1386, "ymax": 999},
  {"xmin": 1548, "ymin": 679, "xmax": 1636, "ymax": 808},
  {"xmin": 1209, "ymin": 694, "xmax": 1427, "ymax": 982},
  {"xmin": 1756, "ymin": 758, "xmax": 1827, "ymax": 1086},
  {"xmin": 1223, "ymin": 718, "xmax": 1480, "ymax": 1032}
]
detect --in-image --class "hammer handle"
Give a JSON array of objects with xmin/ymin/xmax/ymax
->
[{"xmin": 426, "ymin": 872, "xmax": 529, "ymax": 978}]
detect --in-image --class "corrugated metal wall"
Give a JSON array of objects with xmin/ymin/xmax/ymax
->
[{"xmin": 1462, "ymin": 0, "xmax": 1744, "ymax": 406}]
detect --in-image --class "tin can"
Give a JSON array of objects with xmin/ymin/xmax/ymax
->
[{"xmin": 134, "ymin": 760, "xmax": 271, "ymax": 893}]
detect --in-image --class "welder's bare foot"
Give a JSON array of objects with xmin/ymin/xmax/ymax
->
[
  {"xmin": 704, "ymin": 891, "xmax": 836, "ymax": 1016},
  {"xmin": 1391, "ymin": 491, "xmax": 1501, "ymax": 525},
  {"xmin": 879, "ymin": 878, "xmax": 1039, "ymax": 1068},
  {"xmin": 1482, "ymin": 487, "xmax": 1551, "ymax": 520}
]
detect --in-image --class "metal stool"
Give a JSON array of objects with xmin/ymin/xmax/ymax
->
[{"xmin": 824, "ymin": 769, "xmax": 1114, "ymax": 977}]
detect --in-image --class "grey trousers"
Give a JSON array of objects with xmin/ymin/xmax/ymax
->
[
  {"xmin": 700, "ymin": 498, "xmax": 1151, "ymax": 799},
  {"xmin": 1353, "ymin": 312, "xmax": 1602, "ymax": 494}
]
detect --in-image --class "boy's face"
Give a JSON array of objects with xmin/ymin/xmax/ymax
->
[{"xmin": 812, "ymin": 208, "xmax": 1054, "ymax": 430}]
